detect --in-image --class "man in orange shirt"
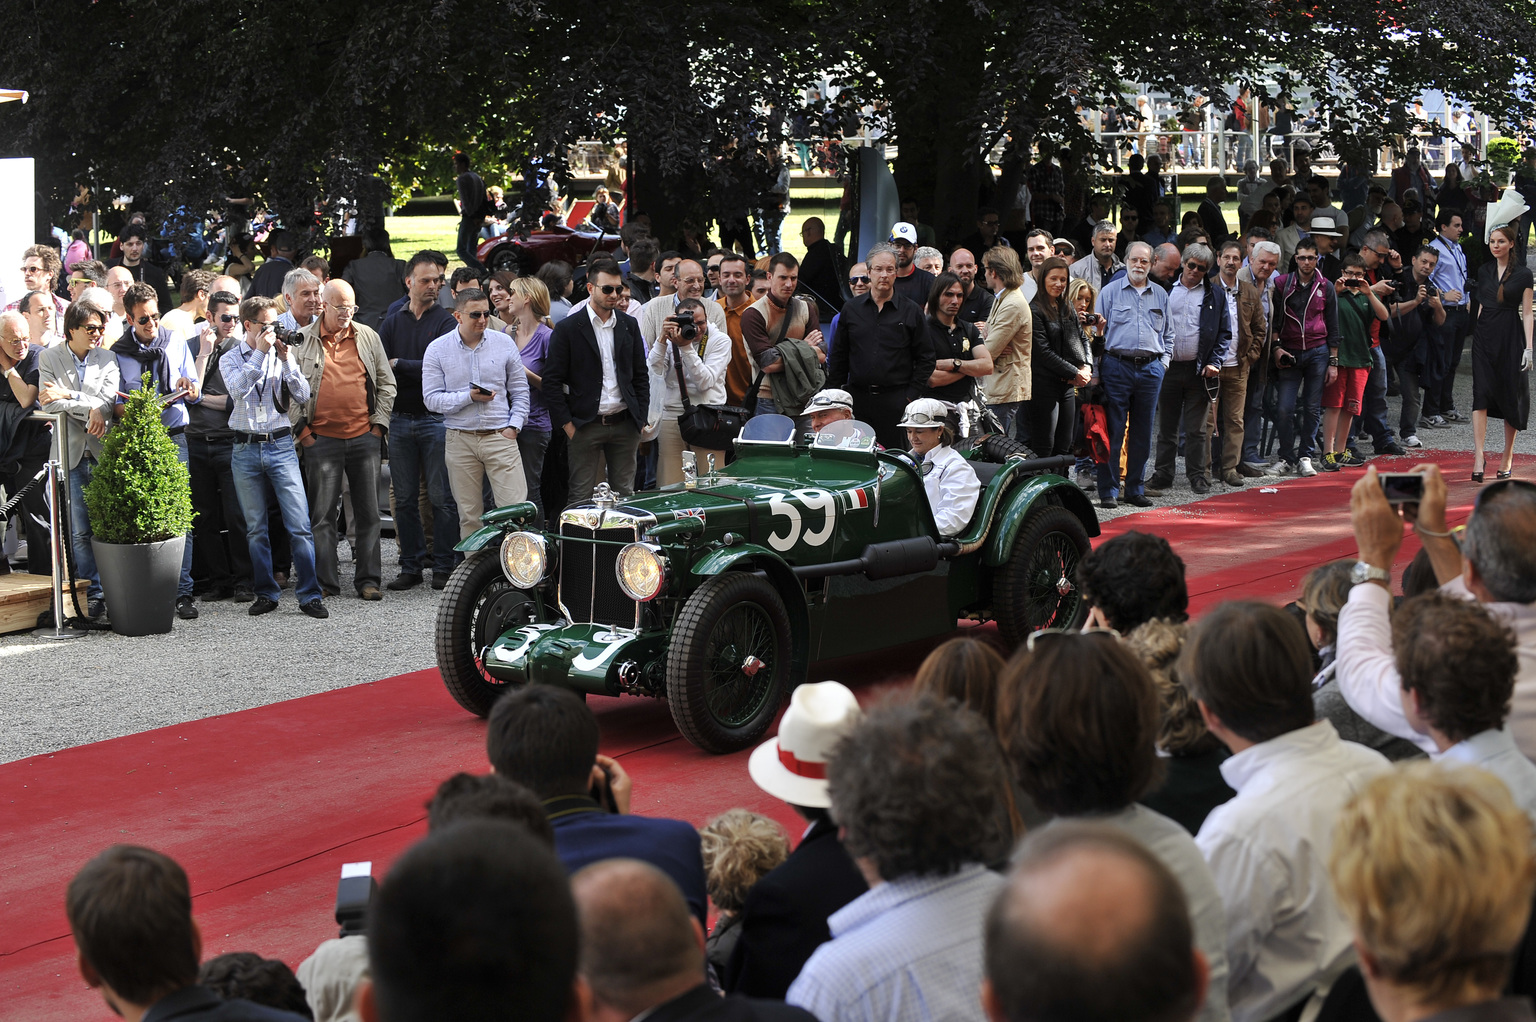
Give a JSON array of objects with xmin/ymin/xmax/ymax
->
[
  {"xmin": 290, "ymin": 280, "xmax": 397, "ymax": 600},
  {"xmin": 715, "ymin": 253, "xmax": 757, "ymax": 405}
]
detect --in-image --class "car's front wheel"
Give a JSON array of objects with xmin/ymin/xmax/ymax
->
[
  {"xmin": 435, "ymin": 550, "xmax": 535, "ymax": 716},
  {"xmin": 666, "ymin": 573, "xmax": 793, "ymax": 754},
  {"xmin": 995, "ymin": 505, "xmax": 1092, "ymax": 648}
]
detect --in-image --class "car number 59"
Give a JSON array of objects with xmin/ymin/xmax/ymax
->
[{"xmin": 765, "ymin": 489, "xmax": 837, "ymax": 551}]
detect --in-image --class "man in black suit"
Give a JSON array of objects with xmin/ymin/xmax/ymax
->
[
  {"xmin": 542, "ymin": 257, "xmax": 650, "ymax": 502},
  {"xmin": 725, "ymin": 682, "xmax": 869, "ymax": 999},
  {"xmin": 575, "ymin": 859, "xmax": 816, "ymax": 1022},
  {"xmin": 796, "ymin": 216, "xmax": 844, "ymax": 320}
]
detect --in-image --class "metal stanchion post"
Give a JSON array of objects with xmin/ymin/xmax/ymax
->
[{"xmin": 29, "ymin": 411, "xmax": 88, "ymax": 640}]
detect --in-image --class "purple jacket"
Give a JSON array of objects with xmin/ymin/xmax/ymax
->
[{"xmin": 1274, "ymin": 271, "xmax": 1339, "ymax": 351}]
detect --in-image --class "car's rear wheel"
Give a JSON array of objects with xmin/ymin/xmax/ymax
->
[
  {"xmin": 489, "ymin": 245, "xmax": 529, "ymax": 275},
  {"xmin": 435, "ymin": 550, "xmax": 534, "ymax": 716},
  {"xmin": 666, "ymin": 573, "xmax": 793, "ymax": 754},
  {"xmin": 995, "ymin": 505, "xmax": 1092, "ymax": 648}
]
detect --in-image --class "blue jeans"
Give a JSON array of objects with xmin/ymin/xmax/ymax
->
[
  {"xmin": 171, "ymin": 433, "xmax": 194, "ymax": 597},
  {"xmin": 231, "ymin": 440, "xmax": 322, "ymax": 603},
  {"xmin": 1096, "ymin": 355, "xmax": 1165, "ymax": 499},
  {"xmin": 388, "ymin": 413, "xmax": 457, "ymax": 575},
  {"xmin": 68, "ymin": 455, "xmax": 102, "ymax": 602},
  {"xmin": 457, "ymin": 219, "xmax": 483, "ymax": 270},
  {"xmin": 1275, "ymin": 346, "xmax": 1328, "ymax": 462}
]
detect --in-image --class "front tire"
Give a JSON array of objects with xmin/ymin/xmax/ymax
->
[
  {"xmin": 995, "ymin": 505, "xmax": 1092, "ymax": 647},
  {"xmin": 435, "ymin": 550, "xmax": 535, "ymax": 716},
  {"xmin": 666, "ymin": 573, "xmax": 793, "ymax": 754}
]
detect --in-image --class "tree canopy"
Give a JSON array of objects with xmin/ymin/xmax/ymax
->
[{"xmin": 2, "ymin": 0, "xmax": 1532, "ymax": 249}]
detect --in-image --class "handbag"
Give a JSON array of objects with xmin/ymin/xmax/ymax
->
[{"xmin": 674, "ymin": 337, "xmax": 754, "ymax": 452}]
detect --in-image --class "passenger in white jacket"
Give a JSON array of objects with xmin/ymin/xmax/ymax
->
[
  {"xmin": 899, "ymin": 398, "xmax": 980, "ymax": 536},
  {"xmin": 648, "ymin": 298, "xmax": 732, "ymax": 487}
]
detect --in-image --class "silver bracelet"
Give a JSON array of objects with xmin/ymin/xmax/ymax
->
[{"xmin": 1414, "ymin": 523, "xmax": 1453, "ymax": 539}]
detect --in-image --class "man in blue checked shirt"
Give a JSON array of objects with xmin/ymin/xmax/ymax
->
[
  {"xmin": 111, "ymin": 281, "xmax": 203, "ymax": 618},
  {"xmin": 1093, "ymin": 242, "xmax": 1174, "ymax": 508},
  {"xmin": 423, "ymin": 287, "xmax": 530, "ymax": 539},
  {"xmin": 219, "ymin": 295, "xmax": 328, "ymax": 619}
]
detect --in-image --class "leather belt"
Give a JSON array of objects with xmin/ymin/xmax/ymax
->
[
  {"xmin": 1106, "ymin": 351, "xmax": 1161, "ymax": 367},
  {"xmin": 166, "ymin": 425, "xmax": 187, "ymax": 437},
  {"xmin": 849, "ymin": 383, "xmax": 904, "ymax": 395},
  {"xmin": 596, "ymin": 412, "xmax": 630, "ymax": 426},
  {"xmin": 451, "ymin": 427, "xmax": 503, "ymax": 435},
  {"xmin": 233, "ymin": 427, "xmax": 292, "ymax": 443}
]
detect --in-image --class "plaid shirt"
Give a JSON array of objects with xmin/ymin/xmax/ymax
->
[
  {"xmin": 787, "ymin": 864, "xmax": 1003, "ymax": 1022},
  {"xmin": 220, "ymin": 337, "xmax": 311, "ymax": 434}
]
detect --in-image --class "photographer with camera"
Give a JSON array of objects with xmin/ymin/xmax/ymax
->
[
  {"xmin": 221, "ymin": 296, "xmax": 328, "ymax": 619},
  {"xmin": 485, "ymin": 684, "xmax": 709, "ymax": 927},
  {"xmin": 648, "ymin": 297, "xmax": 732, "ymax": 486},
  {"xmin": 1318, "ymin": 255, "xmax": 1391, "ymax": 472},
  {"xmin": 1384, "ymin": 245, "xmax": 1446, "ymax": 447}
]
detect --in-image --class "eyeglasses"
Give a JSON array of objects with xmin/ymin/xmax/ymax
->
[
  {"xmin": 981, "ymin": 220, "xmax": 1000, "ymax": 228},
  {"xmin": 218, "ymin": 313, "xmax": 239, "ymax": 323},
  {"xmin": 1184, "ymin": 262, "xmax": 1208, "ymax": 273},
  {"xmin": 328, "ymin": 303, "xmax": 358, "ymax": 313},
  {"xmin": 1295, "ymin": 254, "xmax": 1319, "ymax": 261},
  {"xmin": 849, "ymin": 275, "xmax": 870, "ymax": 285},
  {"xmin": 594, "ymin": 284, "xmax": 623, "ymax": 295},
  {"xmin": 463, "ymin": 310, "xmax": 492, "ymax": 320},
  {"xmin": 20, "ymin": 265, "xmax": 47, "ymax": 275},
  {"xmin": 135, "ymin": 314, "xmax": 159, "ymax": 325},
  {"xmin": 1025, "ymin": 626, "xmax": 1122, "ymax": 651}
]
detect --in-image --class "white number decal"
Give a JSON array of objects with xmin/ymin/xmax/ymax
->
[
  {"xmin": 764, "ymin": 489, "xmax": 837, "ymax": 550},
  {"xmin": 793, "ymin": 489, "xmax": 837, "ymax": 546},
  {"xmin": 766, "ymin": 493, "xmax": 802, "ymax": 551}
]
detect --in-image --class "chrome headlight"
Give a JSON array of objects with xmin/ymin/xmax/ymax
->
[
  {"xmin": 615, "ymin": 543, "xmax": 668, "ymax": 601},
  {"xmin": 500, "ymin": 531, "xmax": 548, "ymax": 588}
]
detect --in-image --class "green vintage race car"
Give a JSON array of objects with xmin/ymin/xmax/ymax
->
[{"xmin": 434, "ymin": 414, "xmax": 1100, "ymax": 753}]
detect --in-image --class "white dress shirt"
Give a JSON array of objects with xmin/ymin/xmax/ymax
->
[
  {"xmin": 920, "ymin": 445, "xmax": 981, "ymax": 536},
  {"xmin": 637, "ymin": 292, "xmax": 730, "ymax": 348},
  {"xmin": 647, "ymin": 326, "xmax": 731, "ymax": 414},
  {"xmin": 588, "ymin": 304, "xmax": 625, "ymax": 416},
  {"xmin": 1439, "ymin": 728, "xmax": 1536, "ymax": 822},
  {"xmin": 1196, "ymin": 720, "xmax": 1391, "ymax": 1022},
  {"xmin": 1337, "ymin": 578, "xmax": 1536, "ymax": 759},
  {"xmin": 1168, "ymin": 279, "xmax": 1205, "ymax": 362}
]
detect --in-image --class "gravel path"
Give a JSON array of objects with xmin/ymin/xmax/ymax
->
[{"xmin": 1, "ymin": 366, "xmax": 1528, "ymax": 763}]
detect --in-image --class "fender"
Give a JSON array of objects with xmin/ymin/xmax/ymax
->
[
  {"xmin": 690, "ymin": 544, "xmax": 811, "ymax": 683},
  {"xmin": 453, "ymin": 501, "xmax": 540, "ymax": 552},
  {"xmin": 983, "ymin": 475, "xmax": 1101, "ymax": 567}
]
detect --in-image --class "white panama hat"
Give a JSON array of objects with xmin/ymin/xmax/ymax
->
[{"xmin": 747, "ymin": 681, "xmax": 863, "ymax": 808}]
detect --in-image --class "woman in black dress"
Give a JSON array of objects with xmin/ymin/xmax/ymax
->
[{"xmin": 1471, "ymin": 223, "xmax": 1534, "ymax": 480}]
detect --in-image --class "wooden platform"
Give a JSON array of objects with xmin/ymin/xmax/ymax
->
[{"xmin": 0, "ymin": 572, "xmax": 89, "ymax": 635}]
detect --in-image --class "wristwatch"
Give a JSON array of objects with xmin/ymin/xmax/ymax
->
[
  {"xmin": 951, "ymin": 358, "xmax": 962, "ymax": 371},
  {"xmin": 1350, "ymin": 561, "xmax": 1390, "ymax": 586}
]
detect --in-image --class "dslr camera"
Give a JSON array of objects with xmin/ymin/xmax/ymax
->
[
  {"xmin": 668, "ymin": 313, "xmax": 699, "ymax": 342},
  {"xmin": 272, "ymin": 323, "xmax": 304, "ymax": 348}
]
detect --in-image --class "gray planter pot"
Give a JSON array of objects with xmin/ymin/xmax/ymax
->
[{"xmin": 91, "ymin": 536, "xmax": 186, "ymax": 636}]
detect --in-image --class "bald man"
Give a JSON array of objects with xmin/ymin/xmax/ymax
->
[
  {"xmin": 104, "ymin": 265, "xmax": 134, "ymax": 340},
  {"xmin": 1151, "ymin": 243, "xmax": 1183, "ymax": 291},
  {"xmin": 947, "ymin": 248, "xmax": 994, "ymax": 323},
  {"xmin": 798, "ymin": 215, "xmax": 844, "ymax": 319},
  {"xmin": 573, "ymin": 859, "xmax": 815, "ymax": 1022},
  {"xmin": 984, "ymin": 824, "xmax": 1208, "ymax": 1022},
  {"xmin": 289, "ymin": 279, "xmax": 396, "ymax": 601}
]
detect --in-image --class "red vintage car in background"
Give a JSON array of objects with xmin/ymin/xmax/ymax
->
[{"xmin": 474, "ymin": 198, "xmax": 623, "ymax": 275}]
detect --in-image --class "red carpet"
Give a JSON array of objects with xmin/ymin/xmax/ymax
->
[{"xmin": 1, "ymin": 450, "xmax": 1512, "ymax": 1019}]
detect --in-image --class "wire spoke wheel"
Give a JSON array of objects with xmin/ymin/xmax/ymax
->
[
  {"xmin": 667, "ymin": 573, "xmax": 794, "ymax": 753},
  {"xmin": 436, "ymin": 550, "xmax": 533, "ymax": 716},
  {"xmin": 996, "ymin": 505, "xmax": 1092, "ymax": 648}
]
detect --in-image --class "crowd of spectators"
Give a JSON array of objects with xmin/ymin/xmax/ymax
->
[
  {"xmin": 7, "ymin": 140, "xmax": 1532, "ymax": 619},
  {"xmin": 56, "ymin": 459, "xmax": 1536, "ymax": 1022}
]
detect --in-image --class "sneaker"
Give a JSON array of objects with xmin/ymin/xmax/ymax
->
[
  {"xmin": 1075, "ymin": 469, "xmax": 1095, "ymax": 490},
  {"xmin": 1402, "ymin": 434, "xmax": 1423, "ymax": 448},
  {"xmin": 1270, "ymin": 460, "xmax": 1296, "ymax": 475},
  {"xmin": 176, "ymin": 595, "xmax": 199, "ymax": 620},
  {"xmin": 300, "ymin": 599, "xmax": 330, "ymax": 619},
  {"xmin": 1340, "ymin": 450, "xmax": 1370, "ymax": 467},
  {"xmin": 1375, "ymin": 441, "xmax": 1408, "ymax": 457},
  {"xmin": 1444, "ymin": 408, "xmax": 1467, "ymax": 423},
  {"xmin": 1299, "ymin": 457, "xmax": 1318, "ymax": 477},
  {"xmin": 1428, "ymin": 415, "xmax": 1450, "ymax": 428},
  {"xmin": 88, "ymin": 598, "xmax": 108, "ymax": 620},
  {"xmin": 1320, "ymin": 452, "xmax": 1341, "ymax": 472},
  {"xmin": 248, "ymin": 596, "xmax": 279, "ymax": 616}
]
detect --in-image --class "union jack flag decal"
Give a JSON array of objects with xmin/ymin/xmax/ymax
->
[{"xmin": 674, "ymin": 508, "xmax": 707, "ymax": 522}]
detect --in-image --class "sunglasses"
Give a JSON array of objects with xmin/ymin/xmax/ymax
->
[
  {"xmin": 463, "ymin": 310, "xmax": 492, "ymax": 320},
  {"xmin": 82, "ymin": 324, "xmax": 105, "ymax": 335},
  {"xmin": 849, "ymin": 275, "xmax": 870, "ymax": 285},
  {"xmin": 68, "ymin": 277, "xmax": 93, "ymax": 287},
  {"xmin": 594, "ymin": 284, "xmax": 623, "ymax": 295},
  {"xmin": 136, "ymin": 314, "xmax": 159, "ymax": 324},
  {"xmin": 1025, "ymin": 626, "xmax": 1122, "ymax": 651},
  {"xmin": 218, "ymin": 313, "xmax": 239, "ymax": 323},
  {"xmin": 1184, "ymin": 262, "xmax": 1208, "ymax": 273}
]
